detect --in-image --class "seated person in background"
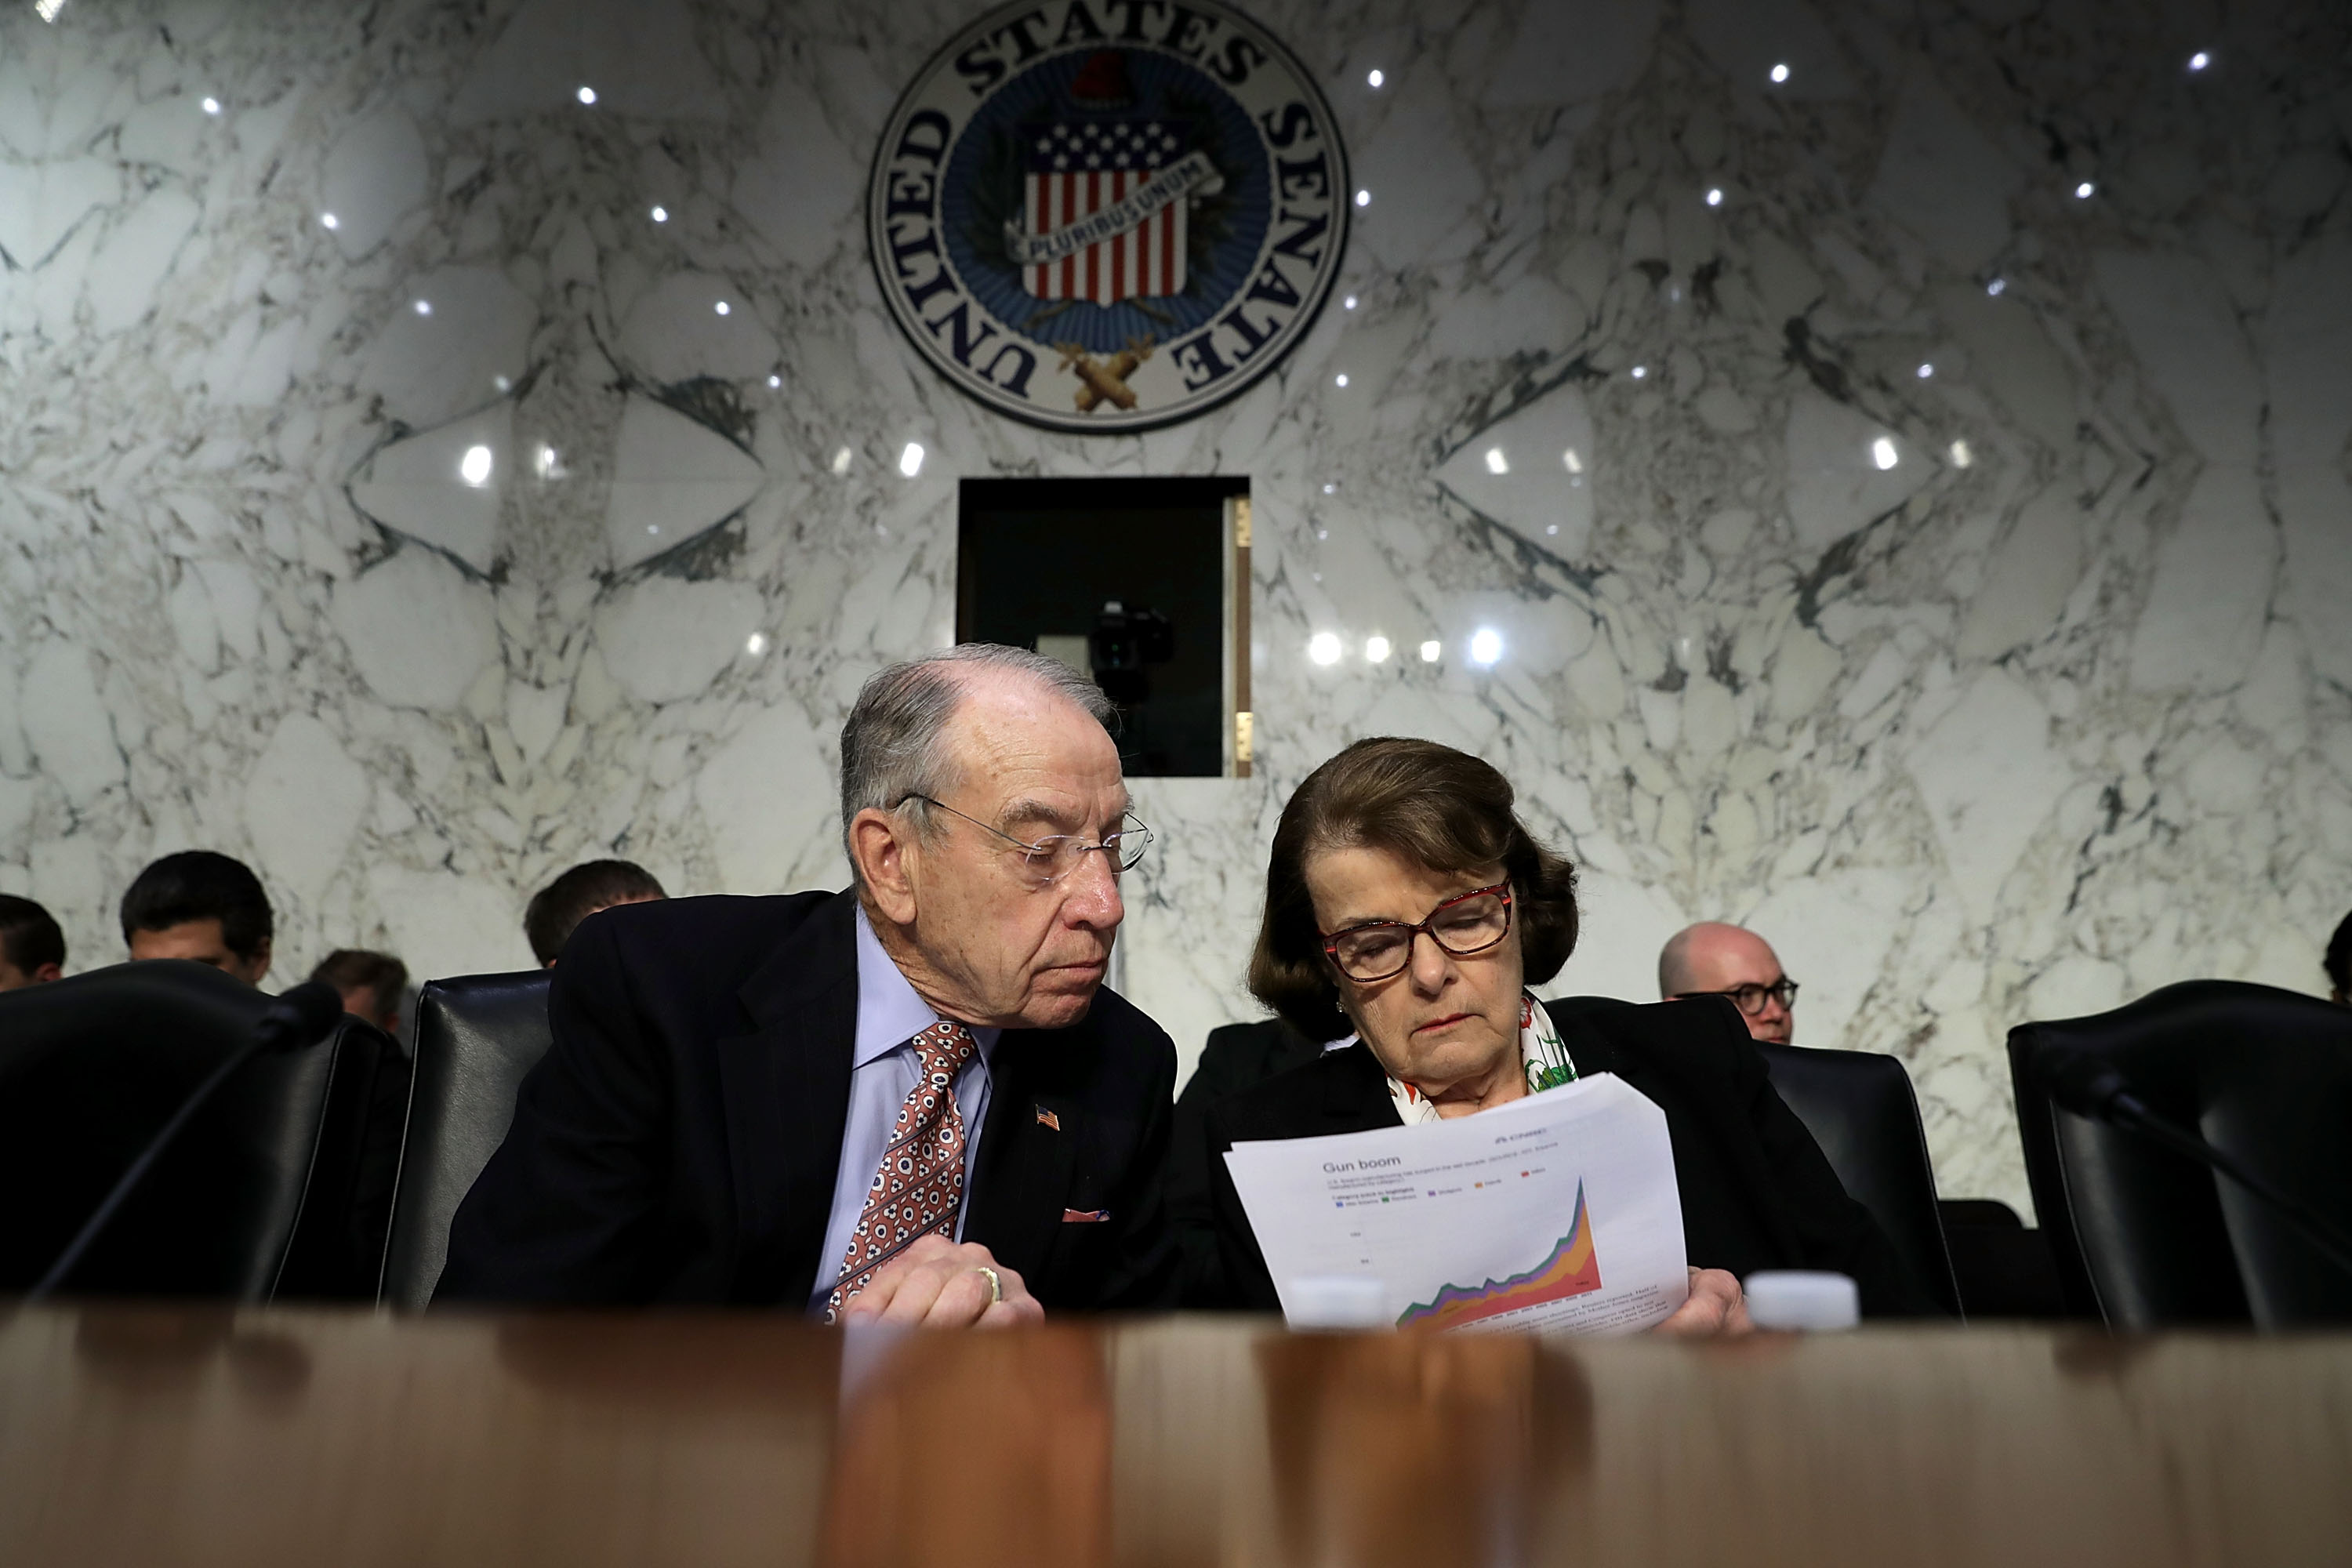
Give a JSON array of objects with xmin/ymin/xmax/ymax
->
[
  {"xmin": 0, "ymin": 893, "xmax": 66, "ymax": 989},
  {"xmin": 2328, "ymin": 909, "xmax": 2350, "ymax": 1006},
  {"xmin": 1202, "ymin": 738, "xmax": 1936, "ymax": 1326},
  {"xmin": 310, "ymin": 949, "xmax": 409, "ymax": 1037},
  {"xmin": 1171, "ymin": 1015, "xmax": 1334, "ymax": 1301},
  {"xmin": 440, "ymin": 645, "xmax": 1180, "ymax": 1323},
  {"xmin": 524, "ymin": 858, "xmax": 666, "ymax": 967},
  {"xmin": 120, "ymin": 850, "xmax": 273, "ymax": 986},
  {"xmin": 1659, "ymin": 921, "xmax": 1798, "ymax": 1045}
]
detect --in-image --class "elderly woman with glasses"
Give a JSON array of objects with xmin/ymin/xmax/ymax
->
[{"xmin": 1200, "ymin": 737, "xmax": 1934, "ymax": 1329}]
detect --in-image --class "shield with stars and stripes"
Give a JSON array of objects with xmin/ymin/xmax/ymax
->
[{"xmin": 1018, "ymin": 118, "xmax": 1197, "ymax": 305}]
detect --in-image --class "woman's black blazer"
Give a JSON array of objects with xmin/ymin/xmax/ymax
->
[{"xmin": 1200, "ymin": 996, "xmax": 1940, "ymax": 1318}]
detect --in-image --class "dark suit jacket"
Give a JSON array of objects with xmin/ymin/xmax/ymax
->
[
  {"xmin": 1203, "ymin": 996, "xmax": 1938, "ymax": 1318},
  {"xmin": 437, "ymin": 889, "xmax": 1181, "ymax": 1311},
  {"xmin": 1171, "ymin": 1018, "xmax": 1328, "ymax": 1302}
]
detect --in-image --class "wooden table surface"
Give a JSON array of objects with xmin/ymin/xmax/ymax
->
[{"xmin": 4, "ymin": 1303, "xmax": 2349, "ymax": 1567}]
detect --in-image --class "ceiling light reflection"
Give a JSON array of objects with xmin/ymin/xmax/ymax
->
[
  {"xmin": 651, "ymin": 205, "xmax": 669, "ymax": 223},
  {"xmin": 1949, "ymin": 439, "xmax": 1973, "ymax": 468},
  {"xmin": 1705, "ymin": 187, "xmax": 1723, "ymax": 207},
  {"xmin": 320, "ymin": 212, "xmax": 339, "ymax": 230},
  {"xmin": 1871, "ymin": 437, "xmax": 1899, "ymax": 470},
  {"xmin": 1365, "ymin": 636, "xmax": 1391, "ymax": 663},
  {"xmin": 1367, "ymin": 68, "xmax": 1385, "ymax": 88},
  {"xmin": 201, "ymin": 96, "xmax": 221, "ymax": 115},
  {"xmin": 1484, "ymin": 447, "xmax": 1508, "ymax": 475},
  {"xmin": 898, "ymin": 442, "xmax": 924, "ymax": 477},
  {"xmin": 1308, "ymin": 632, "xmax": 1342, "ymax": 666},
  {"xmin": 2074, "ymin": 180, "xmax": 2095, "ymax": 199},
  {"xmin": 459, "ymin": 445, "xmax": 494, "ymax": 486},
  {"xmin": 831, "ymin": 446, "xmax": 854, "ymax": 475},
  {"xmin": 1419, "ymin": 640, "xmax": 1441, "ymax": 663},
  {"xmin": 1354, "ymin": 189, "xmax": 1370, "ymax": 207},
  {"xmin": 1769, "ymin": 63, "xmax": 1790, "ymax": 83},
  {"xmin": 2188, "ymin": 51, "xmax": 2211, "ymax": 71},
  {"xmin": 1469, "ymin": 628, "xmax": 1503, "ymax": 666},
  {"xmin": 576, "ymin": 85, "xmax": 598, "ymax": 105},
  {"xmin": 746, "ymin": 632, "xmax": 770, "ymax": 656}
]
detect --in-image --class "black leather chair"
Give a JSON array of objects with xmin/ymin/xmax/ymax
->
[
  {"xmin": 1757, "ymin": 1040, "xmax": 1962, "ymax": 1317},
  {"xmin": 2009, "ymin": 979, "xmax": 2352, "ymax": 1329},
  {"xmin": 379, "ymin": 969, "xmax": 554, "ymax": 1308},
  {"xmin": 1936, "ymin": 1199, "xmax": 2070, "ymax": 1319},
  {"xmin": 0, "ymin": 960, "xmax": 400, "ymax": 1301}
]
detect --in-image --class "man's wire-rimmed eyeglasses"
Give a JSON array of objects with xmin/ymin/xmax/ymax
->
[
  {"xmin": 1671, "ymin": 979, "xmax": 1799, "ymax": 1018},
  {"xmin": 1319, "ymin": 883, "xmax": 1513, "ymax": 983},
  {"xmin": 895, "ymin": 793, "xmax": 1153, "ymax": 884}
]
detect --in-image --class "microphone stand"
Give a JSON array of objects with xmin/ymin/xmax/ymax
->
[
  {"xmin": 26, "ymin": 1034, "xmax": 273, "ymax": 1304},
  {"xmin": 25, "ymin": 982, "xmax": 346, "ymax": 1305},
  {"xmin": 2093, "ymin": 1090, "xmax": 2352, "ymax": 1285}
]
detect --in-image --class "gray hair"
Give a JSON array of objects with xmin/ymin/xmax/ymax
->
[{"xmin": 840, "ymin": 644, "xmax": 1116, "ymax": 873}]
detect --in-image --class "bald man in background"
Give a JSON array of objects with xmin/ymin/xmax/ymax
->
[{"xmin": 1660, "ymin": 924, "xmax": 1798, "ymax": 1045}]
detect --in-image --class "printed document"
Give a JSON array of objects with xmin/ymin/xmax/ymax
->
[{"xmin": 1223, "ymin": 1072, "xmax": 1688, "ymax": 1332}]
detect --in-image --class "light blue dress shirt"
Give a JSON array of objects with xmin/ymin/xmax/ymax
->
[{"xmin": 808, "ymin": 906, "xmax": 1002, "ymax": 1312}]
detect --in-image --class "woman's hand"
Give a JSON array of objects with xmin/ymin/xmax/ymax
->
[{"xmin": 1653, "ymin": 1267, "xmax": 1754, "ymax": 1337}]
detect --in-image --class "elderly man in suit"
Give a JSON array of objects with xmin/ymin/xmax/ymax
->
[{"xmin": 438, "ymin": 645, "xmax": 1174, "ymax": 1325}]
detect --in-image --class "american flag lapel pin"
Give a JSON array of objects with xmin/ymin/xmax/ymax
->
[{"xmin": 1035, "ymin": 1105, "xmax": 1061, "ymax": 1131}]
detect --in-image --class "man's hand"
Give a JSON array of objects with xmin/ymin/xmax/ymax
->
[
  {"xmin": 837, "ymin": 1236, "xmax": 1044, "ymax": 1329},
  {"xmin": 1653, "ymin": 1267, "xmax": 1754, "ymax": 1337}
]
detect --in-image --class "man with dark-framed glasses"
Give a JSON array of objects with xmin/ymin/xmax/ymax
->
[
  {"xmin": 441, "ymin": 645, "xmax": 1181, "ymax": 1323},
  {"xmin": 1660, "ymin": 923, "xmax": 1799, "ymax": 1045}
]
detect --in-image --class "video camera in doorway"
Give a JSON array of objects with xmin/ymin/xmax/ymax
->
[{"xmin": 1088, "ymin": 600, "xmax": 1174, "ymax": 706}]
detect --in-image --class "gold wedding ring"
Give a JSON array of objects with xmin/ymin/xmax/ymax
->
[{"xmin": 973, "ymin": 1265, "xmax": 1003, "ymax": 1305}]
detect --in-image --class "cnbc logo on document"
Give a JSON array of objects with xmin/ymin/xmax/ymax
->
[{"xmin": 869, "ymin": 0, "xmax": 1348, "ymax": 433}]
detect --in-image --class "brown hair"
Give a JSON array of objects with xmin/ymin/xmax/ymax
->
[
  {"xmin": 524, "ymin": 859, "xmax": 667, "ymax": 964},
  {"xmin": 1247, "ymin": 738, "xmax": 1580, "ymax": 1041},
  {"xmin": 308, "ymin": 949, "xmax": 408, "ymax": 1021}
]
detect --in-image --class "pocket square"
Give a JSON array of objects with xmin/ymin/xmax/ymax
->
[
  {"xmin": 1035, "ymin": 1105, "xmax": 1061, "ymax": 1131},
  {"xmin": 1062, "ymin": 1208, "xmax": 1110, "ymax": 1223}
]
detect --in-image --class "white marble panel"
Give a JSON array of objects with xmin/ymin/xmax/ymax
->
[
  {"xmin": 328, "ymin": 547, "xmax": 502, "ymax": 710},
  {"xmin": 320, "ymin": 107, "xmax": 429, "ymax": 260},
  {"xmin": 349, "ymin": 405, "xmax": 515, "ymax": 573},
  {"xmin": 2126, "ymin": 467, "xmax": 2278, "ymax": 695},
  {"xmin": 358, "ymin": 266, "xmax": 537, "ymax": 427},
  {"xmin": 603, "ymin": 394, "xmax": 768, "ymax": 569},
  {"xmin": 1867, "ymin": 69, "xmax": 2019, "ymax": 272}
]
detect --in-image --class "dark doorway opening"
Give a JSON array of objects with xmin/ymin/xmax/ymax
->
[{"xmin": 957, "ymin": 476, "xmax": 1248, "ymax": 778}]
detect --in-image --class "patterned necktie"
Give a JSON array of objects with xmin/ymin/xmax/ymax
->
[{"xmin": 825, "ymin": 1018, "xmax": 982, "ymax": 1323}]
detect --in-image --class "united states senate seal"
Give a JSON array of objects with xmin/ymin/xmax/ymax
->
[{"xmin": 869, "ymin": 0, "xmax": 1348, "ymax": 433}]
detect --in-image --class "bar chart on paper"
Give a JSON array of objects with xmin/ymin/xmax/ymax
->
[
  {"xmin": 1399, "ymin": 1181, "xmax": 1604, "ymax": 1329},
  {"xmin": 1225, "ymin": 1073, "xmax": 1692, "ymax": 1334}
]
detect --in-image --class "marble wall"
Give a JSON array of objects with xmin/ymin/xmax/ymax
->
[{"xmin": 3, "ymin": 0, "xmax": 2347, "ymax": 1213}]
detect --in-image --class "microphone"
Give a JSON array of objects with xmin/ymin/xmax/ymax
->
[
  {"xmin": 26, "ymin": 982, "xmax": 349, "ymax": 1304},
  {"xmin": 2038, "ymin": 1047, "xmax": 2352, "ymax": 1284},
  {"xmin": 255, "ymin": 982, "xmax": 347, "ymax": 1054}
]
